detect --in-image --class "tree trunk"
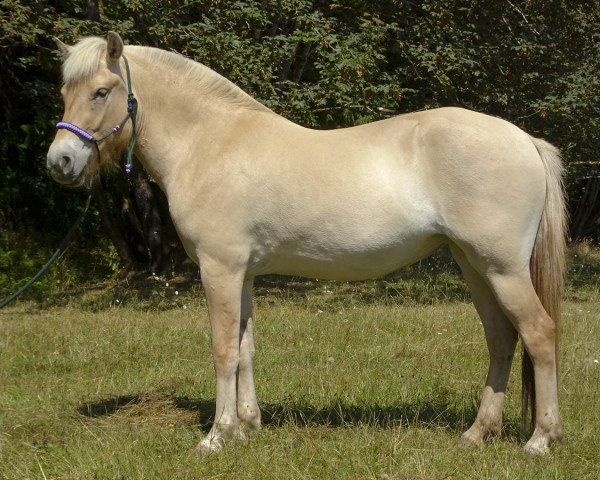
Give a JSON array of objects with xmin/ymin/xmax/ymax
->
[
  {"xmin": 91, "ymin": 157, "xmax": 187, "ymax": 275},
  {"xmin": 86, "ymin": 0, "xmax": 100, "ymax": 21},
  {"xmin": 128, "ymin": 158, "xmax": 182, "ymax": 274},
  {"xmin": 90, "ymin": 176, "xmax": 148, "ymax": 270},
  {"xmin": 570, "ymin": 174, "xmax": 600, "ymax": 241}
]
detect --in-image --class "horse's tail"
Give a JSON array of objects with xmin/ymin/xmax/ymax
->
[{"xmin": 522, "ymin": 136, "xmax": 567, "ymax": 434}]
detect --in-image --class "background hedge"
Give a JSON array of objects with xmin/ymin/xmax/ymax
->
[{"xmin": 1, "ymin": 0, "xmax": 598, "ymax": 284}]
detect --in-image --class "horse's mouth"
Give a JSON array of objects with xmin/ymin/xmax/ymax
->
[{"xmin": 48, "ymin": 166, "xmax": 88, "ymax": 188}]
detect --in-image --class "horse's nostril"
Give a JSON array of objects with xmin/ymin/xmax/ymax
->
[{"xmin": 61, "ymin": 155, "xmax": 72, "ymax": 169}]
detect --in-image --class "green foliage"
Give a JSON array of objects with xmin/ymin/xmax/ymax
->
[
  {"xmin": 0, "ymin": 231, "xmax": 50, "ymax": 296},
  {"xmin": 1, "ymin": 0, "xmax": 599, "ymax": 286},
  {"xmin": 567, "ymin": 240, "xmax": 600, "ymax": 301},
  {"xmin": 0, "ymin": 223, "xmax": 122, "ymax": 305}
]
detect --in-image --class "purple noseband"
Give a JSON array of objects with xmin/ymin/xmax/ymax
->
[
  {"xmin": 55, "ymin": 121, "xmax": 96, "ymax": 142},
  {"xmin": 55, "ymin": 121, "xmax": 123, "ymax": 143}
]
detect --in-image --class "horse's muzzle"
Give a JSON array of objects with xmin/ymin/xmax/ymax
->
[{"xmin": 46, "ymin": 137, "xmax": 92, "ymax": 186}]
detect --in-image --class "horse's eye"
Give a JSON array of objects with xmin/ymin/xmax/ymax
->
[{"xmin": 94, "ymin": 88, "xmax": 109, "ymax": 99}]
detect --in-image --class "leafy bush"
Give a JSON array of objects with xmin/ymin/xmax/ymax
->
[{"xmin": 1, "ymin": 0, "xmax": 598, "ymax": 291}]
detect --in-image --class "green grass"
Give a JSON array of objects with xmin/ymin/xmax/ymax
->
[
  {"xmin": 0, "ymin": 244, "xmax": 599, "ymax": 479},
  {"xmin": 1, "ymin": 297, "xmax": 599, "ymax": 478}
]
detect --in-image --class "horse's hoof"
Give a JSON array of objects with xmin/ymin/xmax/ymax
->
[
  {"xmin": 523, "ymin": 441, "xmax": 550, "ymax": 456},
  {"xmin": 459, "ymin": 429, "xmax": 484, "ymax": 447},
  {"xmin": 195, "ymin": 436, "xmax": 223, "ymax": 457}
]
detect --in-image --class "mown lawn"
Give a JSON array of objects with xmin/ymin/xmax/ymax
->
[{"xmin": 1, "ymin": 244, "xmax": 599, "ymax": 479}]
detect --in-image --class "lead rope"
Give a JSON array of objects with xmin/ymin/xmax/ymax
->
[
  {"xmin": 1, "ymin": 57, "xmax": 139, "ymax": 309},
  {"xmin": 0, "ymin": 195, "xmax": 91, "ymax": 309}
]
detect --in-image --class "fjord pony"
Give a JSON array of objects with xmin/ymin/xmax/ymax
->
[{"xmin": 47, "ymin": 33, "xmax": 566, "ymax": 455}]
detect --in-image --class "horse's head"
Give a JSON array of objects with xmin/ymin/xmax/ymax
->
[{"xmin": 47, "ymin": 32, "xmax": 134, "ymax": 186}]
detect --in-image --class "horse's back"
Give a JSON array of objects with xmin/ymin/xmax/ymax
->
[{"xmin": 175, "ymin": 106, "xmax": 547, "ymax": 279}]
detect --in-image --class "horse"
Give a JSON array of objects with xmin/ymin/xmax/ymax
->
[{"xmin": 46, "ymin": 32, "xmax": 567, "ymax": 456}]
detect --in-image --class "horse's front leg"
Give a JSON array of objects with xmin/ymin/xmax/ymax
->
[
  {"xmin": 237, "ymin": 279, "xmax": 261, "ymax": 435},
  {"xmin": 196, "ymin": 260, "xmax": 247, "ymax": 455}
]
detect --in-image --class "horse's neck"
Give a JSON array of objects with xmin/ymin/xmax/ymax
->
[{"xmin": 128, "ymin": 49, "xmax": 271, "ymax": 192}]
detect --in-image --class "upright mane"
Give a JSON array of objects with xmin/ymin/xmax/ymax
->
[
  {"xmin": 61, "ymin": 36, "xmax": 269, "ymax": 112},
  {"xmin": 132, "ymin": 47, "xmax": 269, "ymax": 112},
  {"xmin": 62, "ymin": 36, "xmax": 107, "ymax": 84}
]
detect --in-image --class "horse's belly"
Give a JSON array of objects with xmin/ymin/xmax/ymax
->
[{"xmin": 249, "ymin": 233, "xmax": 446, "ymax": 280}]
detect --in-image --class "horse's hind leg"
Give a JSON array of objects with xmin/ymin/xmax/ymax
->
[
  {"xmin": 484, "ymin": 270, "xmax": 563, "ymax": 455},
  {"xmin": 452, "ymin": 243, "xmax": 563, "ymax": 454},
  {"xmin": 450, "ymin": 244, "xmax": 518, "ymax": 445}
]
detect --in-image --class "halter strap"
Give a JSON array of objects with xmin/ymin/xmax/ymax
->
[
  {"xmin": 123, "ymin": 55, "xmax": 137, "ymax": 173},
  {"xmin": 55, "ymin": 121, "xmax": 95, "ymax": 142},
  {"xmin": 56, "ymin": 55, "xmax": 138, "ymax": 174}
]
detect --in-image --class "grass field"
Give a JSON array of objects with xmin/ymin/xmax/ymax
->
[{"xmin": 1, "ymin": 246, "xmax": 599, "ymax": 479}]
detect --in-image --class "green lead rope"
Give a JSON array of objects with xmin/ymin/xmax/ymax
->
[{"xmin": 0, "ymin": 196, "xmax": 91, "ymax": 309}]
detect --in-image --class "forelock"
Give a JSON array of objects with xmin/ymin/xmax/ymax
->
[{"xmin": 62, "ymin": 36, "xmax": 107, "ymax": 84}]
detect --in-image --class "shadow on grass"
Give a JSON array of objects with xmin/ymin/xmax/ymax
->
[
  {"xmin": 14, "ymin": 245, "xmax": 472, "ymax": 311},
  {"xmin": 9, "ymin": 240, "xmax": 598, "ymax": 312},
  {"xmin": 76, "ymin": 393, "xmax": 521, "ymax": 441}
]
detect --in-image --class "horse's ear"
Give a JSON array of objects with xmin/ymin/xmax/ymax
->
[
  {"xmin": 106, "ymin": 31, "xmax": 124, "ymax": 65},
  {"xmin": 55, "ymin": 38, "xmax": 71, "ymax": 55}
]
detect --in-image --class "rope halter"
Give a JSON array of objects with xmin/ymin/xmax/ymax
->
[{"xmin": 56, "ymin": 55, "xmax": 138, "ymax": 173}]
